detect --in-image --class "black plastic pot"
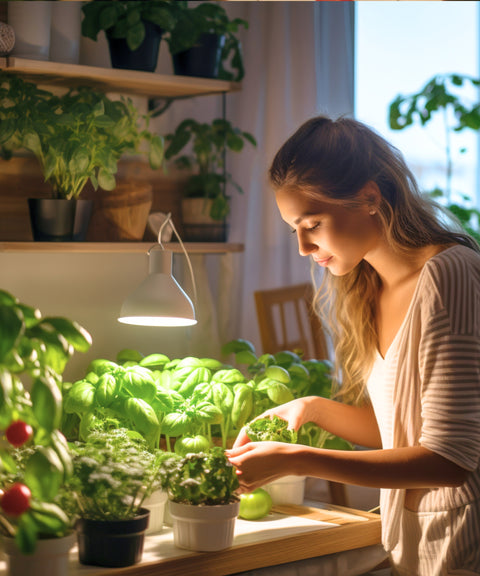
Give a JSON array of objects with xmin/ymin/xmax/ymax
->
[
  {"xmin": 28, "ymin": 198, "xmax": 93, "ymax": 242},
  {"xmin": 107, "ymin": 21, "xmax": 163, "ymax": 72},
  {"xmin": 173, "ymin": 33, "xmax": 226, "ymax": 79},
  {"xmin": 76, "ymin": 508, "xmax": 150, "ymax": 568}
]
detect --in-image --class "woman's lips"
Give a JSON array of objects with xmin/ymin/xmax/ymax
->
[{"xmin": 313, "ymin": 256, "xmax": 332, "ymax": 267}]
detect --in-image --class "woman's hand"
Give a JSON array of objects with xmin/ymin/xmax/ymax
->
[
  {"xmin": 232, "ymin": 397, "xmax": 313, "ymax": 449},
  {"xmin": 226, "ymin": 441, "xmax": 299, "ymax": 492}
]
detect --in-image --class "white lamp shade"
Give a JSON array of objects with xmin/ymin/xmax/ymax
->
[{"xmin": 118, "ymin": 250, "xmax": 197, "ymax": 327}]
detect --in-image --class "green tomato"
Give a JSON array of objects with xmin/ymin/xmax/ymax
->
[
  {"xmin": 238, "ymin": 488, "xmax": 273, "ymax": 520},
  {"xmin": 174, "ymin": 435, "xmax": 211, "ymax": 457}
]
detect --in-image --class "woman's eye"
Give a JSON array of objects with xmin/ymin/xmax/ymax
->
[{"xmin": 305, "ymin": 222, "xmax": 321, "ymax": 232}]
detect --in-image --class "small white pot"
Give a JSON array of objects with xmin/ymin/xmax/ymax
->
[
  {"xmin": 143, "ymin": 490, "xmax": 168, "ymax": 534},
  {"xmin": 169, "ymin": 500, "xmax": 240, "ymax": 552},
  {"xmin": 2, "ymin": 532, "xmax": 75, "ymax": 576},
  {"xmin": 264, "ymin": 475, "xmax": 306, "ymax": 505},
  {"xmin": 8, "ymin": 1, "xmax": 52, "ymax": 61}
]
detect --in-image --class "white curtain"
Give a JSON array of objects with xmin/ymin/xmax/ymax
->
[{"xmin": 224, "ymin": 1, "xmax": 355, "ymax": 353}]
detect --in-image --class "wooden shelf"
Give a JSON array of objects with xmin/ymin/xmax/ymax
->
[
  {"xmin": 0, "ymin": 242, "xmax": 244, "ymax": 254},
  {"xmin": 0, "ymin": 57, "xmax": 241, "ymax": 98}
]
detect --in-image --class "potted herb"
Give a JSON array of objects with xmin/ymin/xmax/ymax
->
[
  {"xmin": 0, "ymin": 72, "xmax": 164, "ymax": 241},
  {"xmin": 81, "ymin": 0, "xmax": 175, "ymax": 72},
  {"xmin": 389, "ymin": 72, "xmax": 480, "ymax": 243},
  {"xmin": 67, "ymin": 427, "xmax": 164, "ymax": 568},
  {"xmin": 167, "ymin": 1, "xmax": 249, "ymax": 81},
  {"xmin": 165, "ymin": 118, "xmax": 256, "ymax": 241},
  {"xmin": 244, "ymin": 415, "xmax": 306, "ymax": 505},
  {"xmin": 159, "ymin": 447, "xmax": 240, "ymax": 551},
  {"xmin": 0, "ymin": 289, "xmax": 92, "ymax": 576}
]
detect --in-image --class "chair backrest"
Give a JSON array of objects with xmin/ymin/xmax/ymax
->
[{"xmin": 254, "ymin": 283, "xmax": 329, "ymax": 360}]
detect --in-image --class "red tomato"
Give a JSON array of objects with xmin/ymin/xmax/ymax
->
[
  {"xmin": 239, "ymin": 488, "xmax": 273, "ymax": 520},
  {"xmin": 5, "ymin": 420, "xmax": 33, "ymax": 447},
  {"xmin": 1, "ymin": 483, "xmax": 32, "ymax": 516}
]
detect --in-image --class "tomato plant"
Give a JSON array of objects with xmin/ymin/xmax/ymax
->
[
  {"xmin": 5, "ymin": 420, "xmax": 33, "ymax": 447},
  {"xmin": 0, "ymin": 483, "xmax": 31, "ymax": 516},
  {"xmin": 239, "ymin": 488, "xmax": 272, "ymax": 520}
]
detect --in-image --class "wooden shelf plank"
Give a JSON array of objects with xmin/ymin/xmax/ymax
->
[
  {"xmin": 0, "ymin": 242, "xmax": 244, "ymax": 254},
  {"xmin": 0, "ymin": 57, "xmax": 241, "ymax": 98}
]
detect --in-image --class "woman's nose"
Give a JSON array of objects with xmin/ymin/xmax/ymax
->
[{"xmin": 297, "ymin": 231, "xmax": 316, "ymax": 257}]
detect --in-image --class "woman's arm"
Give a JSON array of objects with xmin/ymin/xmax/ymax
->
[
  {"xmin": 226, "ymin": 442, "xmax": 470, "ymax": 493},
  {"xmin": 232, "ymin": 396, "xmax": 383, "ymax": 450}
]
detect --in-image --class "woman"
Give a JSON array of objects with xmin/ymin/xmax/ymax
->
[{"xmin": 227, "ymin": 116, "xmax": 480, "ymax": 575}]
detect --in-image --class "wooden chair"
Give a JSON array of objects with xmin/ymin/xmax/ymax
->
[
  {"xmin": 254, "ymin": 282, "xmax": 349, "ymax": 507},
  {"xmin": 254, "ymin": 283, "xmax": 329, "ymax": 360}
]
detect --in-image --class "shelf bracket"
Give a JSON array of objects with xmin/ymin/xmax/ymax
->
[{"xmin": 148, "ymin": 97, "xmax": 175, "ymax": 118}]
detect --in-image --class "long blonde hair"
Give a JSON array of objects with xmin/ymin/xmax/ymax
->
[{"xmin": 269, "ymin": 116, "xmax": 479, "ymax": 405}]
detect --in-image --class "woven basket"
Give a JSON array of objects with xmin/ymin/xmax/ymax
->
[
  {"xmin": 0, "ymin": 22, "xmax": 15, "ymax": 56},
  {"xmin": 87, "ymin": 183, "xmax": 153, "ymax": 242}
]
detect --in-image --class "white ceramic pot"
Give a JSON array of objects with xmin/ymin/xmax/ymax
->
[
  {"xmin": 8, "ymin": 1, "xmax": 52, "ymax": 61},
  {"xmin": 143, "ymin": 490, "xmax": 168, "ymax": 534},
  {"xmin": 264, "ymin": 475, "xmax": 306, "ymax": 505},
  {"xmin": 169, "ymin": 499, "xmax": 240, "ymax": 552},
  {"xmin": 50, "ymin": 1, "xmax": 81, "ymax": 64},
  {"xmin": 2, "ymin": 532, "xmax": 75, "ymax": 576}
]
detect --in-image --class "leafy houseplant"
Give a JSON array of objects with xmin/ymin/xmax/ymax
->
[
  {"xmin": 0, "ymin": 289, "xmax": 91, "ymax": 569},
  {"xmin": 81, "ymin": 0, "xmax": 175, "ymax": 72},
  {"xmin": 0, "ymin": 72, "xmax": 164, "ymax": 241},
  {"xmin": 67, "ymin": 427, "xmax": 164, "ymax": 567},
  {"xmin": 165, "ymin": 118, "xmax": 256, "ymax": 237},
  {"xmin": 167, "ymin": 1, "xmax": 249, "ymax": 82},
  {"xmin": 388, "ymin": 73, "xmax": 480, "ymax": 243},
  {"xmin": 159, "ymin": 447, "xmax": 240, "ymax": 551},
  {"xmin": 0, "ymin": 72, "xmax": 164, "ymax": 200}
]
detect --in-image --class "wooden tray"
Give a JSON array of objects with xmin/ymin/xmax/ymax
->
[{"xmin": 24, "ymin": 503, "xmax": 381, "ymax": 576}]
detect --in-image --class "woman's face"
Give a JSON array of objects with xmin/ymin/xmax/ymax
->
[{"xmin": 275, "ymin": 186, "xmax": 381, "ymax": 276}]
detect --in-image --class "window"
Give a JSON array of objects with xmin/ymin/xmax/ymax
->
[{"xmin": 355, "ymin": 2, "xmax": 479, "ymax": 207}]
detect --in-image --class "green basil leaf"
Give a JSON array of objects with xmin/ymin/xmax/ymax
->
[
  {"xmin": 40, "ymin": 317, "xmax": 92, "ymax": 353},
  {"xmin": 24, "ymin": 447, "xmax": 64, "ymax": 501},
  {"xmin": 0, "ymin": 305, "xmax": 23, "ymax": 363},
  {"xmin": 31, "ymin": 375, "xmax": 62, "ymax": 432}
]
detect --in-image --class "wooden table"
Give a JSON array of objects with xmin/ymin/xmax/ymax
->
[{"xmin": 23, "ymin": 503, "xmax": 381, "ymax": 576}]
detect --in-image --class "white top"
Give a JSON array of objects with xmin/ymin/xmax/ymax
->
[{"xmin": 366, "ymin": 245, "xmax": 480, "ymax": 575}]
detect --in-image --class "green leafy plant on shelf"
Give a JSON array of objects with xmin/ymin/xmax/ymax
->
[
  {"xmin": 165, "ymin": 118, "xmax": 256, "ymax": 220},
  {"xmin": 159, "ymin": 446, "xmax": 238, "ymax": 506},
  {"xmin": 0, "ymin": 72, "xmax": 164, "ymax": 200},
  {"xmin": 167, "ymin": 1, "xmax": 249, "ymax": 82},
  {"xmin": 389, "ymin": 72, "xmax": 480, "ymax": 243},
  {"xmin": 0, "ymin": 289, "xmax": 91, "ymax": 553},
  {"xmin": 81, "ymin": 0, "xmax": 175, "ymax": 52}
]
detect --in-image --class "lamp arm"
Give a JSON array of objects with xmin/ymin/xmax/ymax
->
[{"xmin": 158, "ymin": 213, "xmax": 198, "ymax": 307}]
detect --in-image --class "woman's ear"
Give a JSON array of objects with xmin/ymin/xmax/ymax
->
[{"xmin": 359, "ymin": 181, "xmax": 381, "ymax": 215}]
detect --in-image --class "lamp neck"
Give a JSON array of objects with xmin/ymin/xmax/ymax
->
[{"xmin": 149, "ymin": 249, "xmax": 172, "ymax": 274}]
